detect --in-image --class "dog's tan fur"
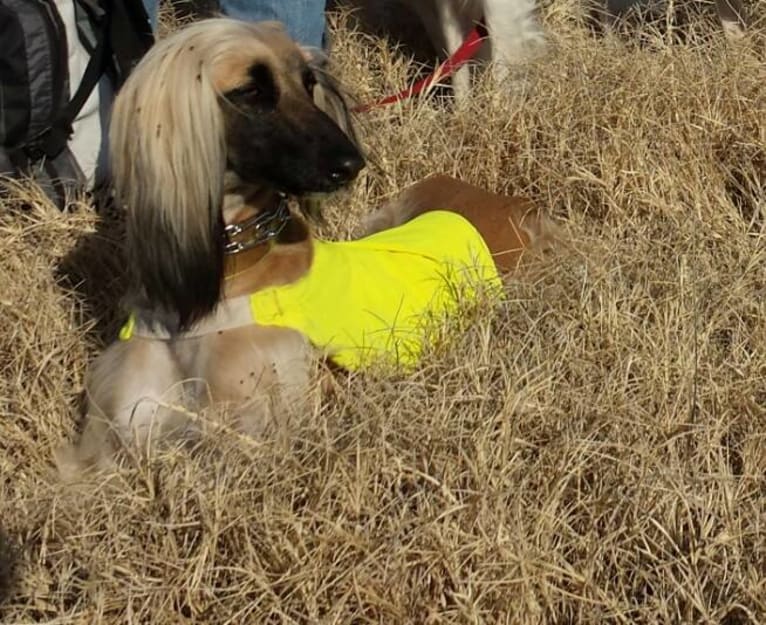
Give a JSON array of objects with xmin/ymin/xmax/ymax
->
[{"xmin": 56, "ymin": 19, "xmax": 556, "ymax": 479}]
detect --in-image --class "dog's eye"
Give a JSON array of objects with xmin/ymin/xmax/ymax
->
[
  {"xmin": 229, "ymin": 82, "xmax": 265, "ymax": 104},
  {"xmin": 240, "ymin": 84, "xmax": 260, "ymax": 97},
  {"xmin": 302, "ymin": 69, "xmax": 317, "ymax": 95},
  {"xmin": 225, "ymin": 62, "xmax": 278, "ymax": 109}
]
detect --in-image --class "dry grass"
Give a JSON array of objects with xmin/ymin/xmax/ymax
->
[{"xmin": 1, "ymin": 6, "xmax": 766, "ymax": 623}]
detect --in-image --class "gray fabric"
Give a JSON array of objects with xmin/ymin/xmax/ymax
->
[
  {"xmin": 0, "ymin": 0, "xmax": 109, "ymax": 206},
  {"xmin": 8, "ymin": 0, "xmax": 66, "ymax": 139},
  {"xmin": 5, "ymin": 146, "xmax": 83, "ymax": 202}
]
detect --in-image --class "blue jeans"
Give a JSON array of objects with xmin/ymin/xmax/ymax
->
[{"xmin": 142, "ymin": 0, "xmax": 326, "ymax": 48}]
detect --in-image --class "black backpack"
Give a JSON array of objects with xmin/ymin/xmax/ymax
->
[{"xmin": 0, "ymin": 0, "xmax": 153, "ymax": 207}]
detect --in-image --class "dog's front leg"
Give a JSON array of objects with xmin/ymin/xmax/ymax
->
[
  {"xmin": 437, "ymin": 1, "xmax": 475, "ymax": 103},
  {"xmin": 410, "ymin": 2, "xmax": 449, "ymax": 60},
  {"xmin": 201, "ymin": 325, "xmax": 312, "ymax": 439},
  {"xmin": 56, "ymin": 340, "xmax": 190, "ymax": 480},
  {"xmin": 412, "ymin": 1, "xmax": 475, "ymax": 103}
]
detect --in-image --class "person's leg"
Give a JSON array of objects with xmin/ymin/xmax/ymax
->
[{"xmin": 220, "ymin": 0, "xmax": 327, "ymax": 48}]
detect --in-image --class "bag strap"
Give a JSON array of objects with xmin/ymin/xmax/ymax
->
[{"xmin": 21, "ymin": 0, "xmax": 112, "ymax": 161}]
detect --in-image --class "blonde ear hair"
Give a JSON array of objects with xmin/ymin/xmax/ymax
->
[
  {"xmin": 303, "ymin": 46, "xmax": 359, "ymax": 146},
  {"xmin": 110, "ymin": 19, "xmax": 260, "ymax": 327}
]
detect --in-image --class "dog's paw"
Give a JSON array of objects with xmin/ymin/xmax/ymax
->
[
  {"xmin": 53, "ymin": 434, "xmax": 118, "ymax": 483},
  {"xmin": 721, "ymin": 19, "xmax": 745, "ymax": 40}
]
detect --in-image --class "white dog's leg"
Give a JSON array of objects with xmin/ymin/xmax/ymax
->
[
  {"xmin": 411, "ymin": 2, "xmax": 448, "ymax": 54},
  {"xmin": 438, "ymin": 1, "xmax": 476, "ymax": 103},
  {"xmin": 716, "ymin": 0, "xmax": 746, "ymax": 39},
  {"xmin": 413, "ymin": 1, "xmax": 476, "ymax": 104},
  {"xmin": 483, "ymin": 0, "xmax": 546, "ymax": 86}
]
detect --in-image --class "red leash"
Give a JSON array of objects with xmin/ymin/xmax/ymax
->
[{"xmin": 352, "ymin": 23, "xmax": 489, "ymax": 113}]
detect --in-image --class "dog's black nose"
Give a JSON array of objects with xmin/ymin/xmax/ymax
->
[{"xmin": 328, "ymin": 154, "xmax": 364, "ymax": 185}]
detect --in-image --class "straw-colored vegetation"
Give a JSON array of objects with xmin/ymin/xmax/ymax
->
[{"xmin": 1, "ymin": 1, "xmax": 764, "ymax": 622}]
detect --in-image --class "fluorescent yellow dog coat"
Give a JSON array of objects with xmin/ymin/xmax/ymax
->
[
  {"xmin": 249, "ymin": 211, "xmax": 500, "ymax": 369},
  {"xmin": 122, "ymin": 211, "xmax": 501, "ymax": 369}
]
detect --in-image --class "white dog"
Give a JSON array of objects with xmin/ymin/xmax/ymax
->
[
  {"xmin": 408, "ymin": 0, "xmax": 547, "ymax": 101},
  {"xmin": 405, "ymin": 0, "xmax": 748, "ymax": 102}
]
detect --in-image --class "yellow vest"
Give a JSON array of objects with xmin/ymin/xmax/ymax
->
[
  {"xmin": 248, "ymin": 211, "xmax": 500, "ymax": 369},
  {"xmin": 121, "ymin": 211, "xmax": 501, "ymax": 370}
]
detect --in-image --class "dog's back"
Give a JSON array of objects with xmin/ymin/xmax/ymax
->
[{"xmin": 371, "ymin": 174, "xmax": 558, "ymax": 273}]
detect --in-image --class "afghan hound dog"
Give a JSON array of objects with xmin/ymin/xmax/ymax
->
[{"xmin": 56, "ymin": 17, "xmax": 556, "ymax": 478}]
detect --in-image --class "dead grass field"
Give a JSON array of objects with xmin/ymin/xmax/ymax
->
[{"xmin": 1, "ymin": 3, "xmax": 765, "ymax": 623}]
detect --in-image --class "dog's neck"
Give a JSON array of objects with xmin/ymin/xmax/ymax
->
[{"xmin": 222, "ymin": 187, "xmax": 313, "ymax": 299}]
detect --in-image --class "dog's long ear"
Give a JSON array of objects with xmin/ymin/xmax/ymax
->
[
  {"xmin": 110, "ymin": 29, "xmax": 227, "ymax": 329},
  {"xmin": 303, "ymin": 47, "xmax": 360, "ymax": 147},
  {"xmin": 300, "ymin": 47, "xmax": 363, "ymax": 220}
]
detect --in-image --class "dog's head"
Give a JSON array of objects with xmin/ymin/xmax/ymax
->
[
  {"xmin": 217, "ymin": 29, "xmax": 363, "ymax": 194},
  {"xmin": 110, "ymin": 19, "xmax": 364, "ymax": 328}
]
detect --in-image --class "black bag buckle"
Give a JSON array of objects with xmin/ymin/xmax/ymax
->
[{"xmin": 23, "ymin": 123, "xmax": 74, "ymax": 162}]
